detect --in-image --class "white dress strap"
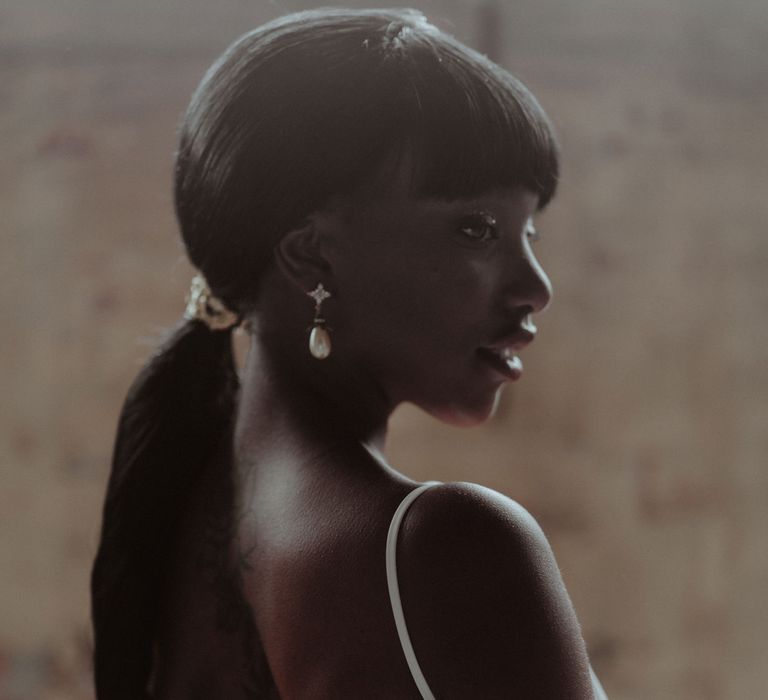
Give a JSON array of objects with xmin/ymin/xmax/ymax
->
[
  {"xmin": 386, "ymin": 481, "xmax": 442, "ymax": 700},
  {"xmin": 385, "ymin": 480, "xmax": 609, "ymax": 700}
]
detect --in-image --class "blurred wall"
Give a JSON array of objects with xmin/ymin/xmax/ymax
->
[{"xmin": 2, "ymin": 1, "xmax": 766, "ymax": 698}]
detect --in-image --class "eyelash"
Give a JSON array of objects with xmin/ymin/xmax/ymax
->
[
  {"xmin": 458, "ymin": 212, "xmax": 499, "ymax": 242},
  {"xmin": 458, "ymin": 213, "xmax": 542, "ymax": 244}
]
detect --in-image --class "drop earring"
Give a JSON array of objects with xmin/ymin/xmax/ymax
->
[{"xmin": 307, "ymin": 283, "xmax": 332, "ymax": 359}]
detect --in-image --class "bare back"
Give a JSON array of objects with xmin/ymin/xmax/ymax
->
[
  {"xmin": 235, "ymin": 450, "xmax": 424, "ymax": 698},
  {"xmin": 153, "ymin": 442, "xmax": 595, "ymax": 699}
]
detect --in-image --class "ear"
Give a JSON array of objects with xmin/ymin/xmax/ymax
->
[{"xmin": 273, "ymin": 218, "xmax": 333, "ymax": 292}]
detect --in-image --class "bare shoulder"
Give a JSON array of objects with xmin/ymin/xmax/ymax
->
[{"xmin": 395, "ymin": 481, "xmax": 593, "ymax": 699}]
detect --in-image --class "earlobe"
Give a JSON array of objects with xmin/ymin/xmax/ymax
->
[{"xmin": 273, "ymin": 218, "xmax": 332, "ymax": 290}]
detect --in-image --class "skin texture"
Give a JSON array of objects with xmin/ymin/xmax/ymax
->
[{"xmin": 154, "ymin": 163, "xmax": 594, "ymax": 698}]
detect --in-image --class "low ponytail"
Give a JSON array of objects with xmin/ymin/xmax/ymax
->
[
  {"xmin": 90, "ymin": 7, "xmax": 564, "ymax": 696},
  {"xmin": 91, "ymin": 318, "xmax": 239, "ymax": 698}
]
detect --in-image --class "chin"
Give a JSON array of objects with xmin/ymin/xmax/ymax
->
[{"xmin": 424, "ymin": 387, "xmax": 503, "ymax": 427}]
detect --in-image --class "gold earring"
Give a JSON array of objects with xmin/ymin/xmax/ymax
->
[{"xmin": 307, "ymin": 283, "xmax": 332, "ymax": 359}]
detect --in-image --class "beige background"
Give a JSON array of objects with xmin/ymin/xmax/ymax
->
[{"xmin": 2, "ymin": 0, "xmax": 766, "ymax": 698}]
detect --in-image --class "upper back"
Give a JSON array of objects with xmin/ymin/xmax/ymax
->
[
  {"xmin": 236, "ymin": 468, "xmax": 427, "ymax": 698},
  {"xmin": 237, "ymin": 470, "xmax": 594, "ymax": 699},
  {"xmin": 154, "ymin": 451, "xmax": 594, "ymax": 699}
]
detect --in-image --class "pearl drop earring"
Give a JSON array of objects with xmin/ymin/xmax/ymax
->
[{"xmin": 307, "ymin": 283, "xmax": 332, "ymax": 359}]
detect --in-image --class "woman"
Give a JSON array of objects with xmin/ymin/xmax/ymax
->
[{"xmin": 91, "ymin": 8, "xmax": 608, "ymax": 699}]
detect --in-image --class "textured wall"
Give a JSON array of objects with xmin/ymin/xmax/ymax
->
[{"xmin": 2, "ymin": 1, "xmax": 766, "ymax": 698}]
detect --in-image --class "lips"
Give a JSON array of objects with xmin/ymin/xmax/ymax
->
[
  {"xmin": 477, "ymin": 329, "xmax": 535, "ymax": 381},
  {"xmin": 477, "ymin": 346, "xmax": 524, "ymax": 380}
]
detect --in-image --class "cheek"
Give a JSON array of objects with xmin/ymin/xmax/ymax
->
[
  {"xmin": 338, "ymin": 238, "xmax": 441, "ymax": 320},
  {"xmin": 341, "ymin": 270, "xmax": 437, "ymax": 351},
  {"xmin": 332, "ymin": 228, "xmax": 503, "ymax": 384},
  {"xmin": 346, "ymin": 251, "xmax": 497, "ymax": 347}
]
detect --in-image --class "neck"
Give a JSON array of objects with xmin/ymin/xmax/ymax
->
[{"xmin": 233, "ymin": 320, "xmax": 394, "ymax": 475}]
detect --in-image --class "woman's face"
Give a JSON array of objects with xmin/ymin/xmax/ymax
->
[{"xmin": 323, "ymin": 170, "xmax": 552, "ymax": 427}]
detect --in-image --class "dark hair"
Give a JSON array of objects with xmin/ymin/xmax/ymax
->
[{"xmin": 91, "ymin": 8, "xmax": 560, "ymax": 697}]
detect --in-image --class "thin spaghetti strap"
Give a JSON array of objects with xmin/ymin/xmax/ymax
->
[
  {"xmin": 386, "ymin": 481, "xmax": 609, "ymax": 699},
  {"xmin": 386, "ymin": 481, "xmax": 442, "ymax": 700}
]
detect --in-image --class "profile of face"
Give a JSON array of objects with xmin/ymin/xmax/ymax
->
[
  {"xmin": 178, "ymin": 11, "xmax": 560, "ymax": 433},
  {"xmin": 309, "ymin": 165, "xmax": 552, "ymax": 428}
]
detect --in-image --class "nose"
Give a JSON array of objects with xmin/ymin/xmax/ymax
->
[{"xmin": 505, "ymin": 248, "xmax": 553, "ymax": 315}]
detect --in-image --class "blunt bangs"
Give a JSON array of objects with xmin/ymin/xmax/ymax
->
[
  {"xmin": 373, "ymin": 30, "xmax": 560, "ymax": 209},
  {"xmin": 175, "ymin": 9, "xmax": 561, "ymax": 305}
]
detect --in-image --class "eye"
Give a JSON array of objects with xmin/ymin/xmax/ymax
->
[{"xmin": 457, "ymin": 211, "xmax": 498, "ymax": 242}]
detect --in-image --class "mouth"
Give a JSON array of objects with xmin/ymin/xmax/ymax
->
[{"xmin": 476, "ymin": 346, "xmax": 524, "ymax": 381}]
